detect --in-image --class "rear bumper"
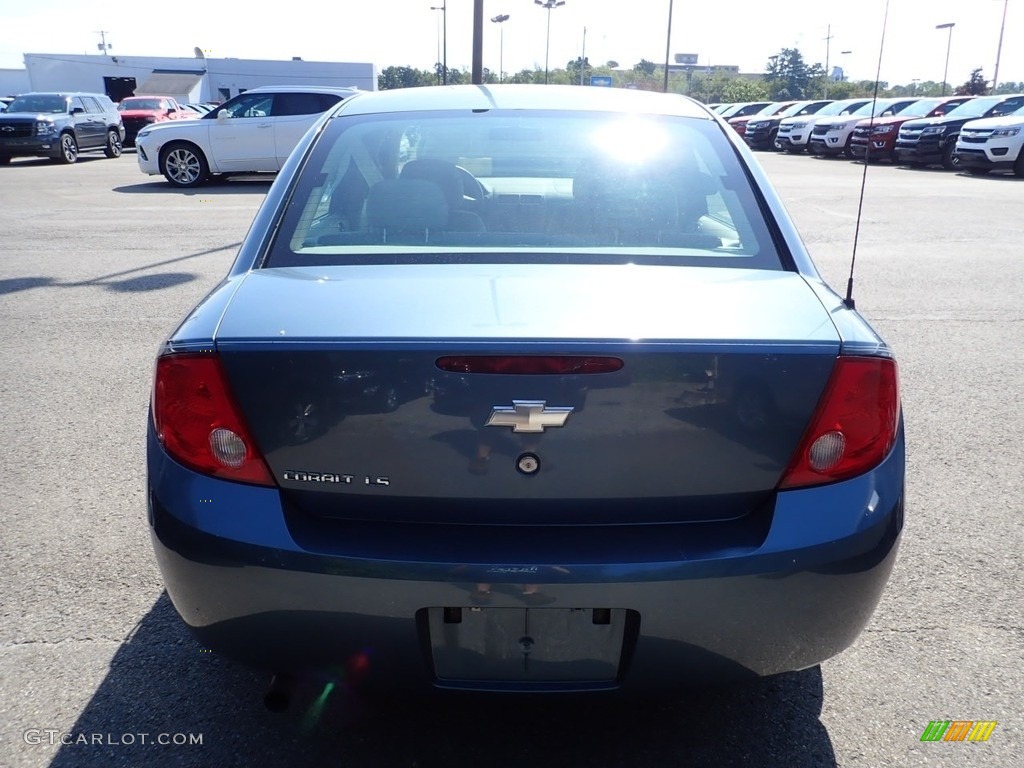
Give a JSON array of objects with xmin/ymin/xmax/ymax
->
[{"xmin": 148, "ymin": 428, "xmax": 905, "ymax": 693}]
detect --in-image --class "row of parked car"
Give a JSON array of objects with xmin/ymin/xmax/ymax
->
[
  {"xmin": 0, "ymin": 87, "xmax": 359, "ymax": 187},
  {"xmin": 710, "ymin": 94, "xmax": 1024, "ymax": 176}
]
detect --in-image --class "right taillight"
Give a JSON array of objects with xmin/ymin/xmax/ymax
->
[{"xmin": 779, "ymin": 356, "xmax": 900, "ymax": 489}]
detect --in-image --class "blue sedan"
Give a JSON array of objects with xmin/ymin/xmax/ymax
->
[{"xmin": 147, "ymin": 85, "xmax": 904, "ymax": 699}]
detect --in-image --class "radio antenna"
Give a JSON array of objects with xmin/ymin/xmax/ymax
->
[{"xmin": 845, "ymin": 0, "xmax": 892, "ymax": 310}]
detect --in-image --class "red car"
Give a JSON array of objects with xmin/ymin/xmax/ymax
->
[
  {"xmin": 849, "ymin": 96, "xmax": 973, "ymax": 162},
  {"xmin": 117, "ymin": 95, "xmax": 191, "ymax": 147},
  {"xmin": 728, "ymin": 102, "xmax": 794, "ymax": 138}
]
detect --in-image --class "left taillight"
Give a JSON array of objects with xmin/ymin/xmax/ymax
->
[
  {"xmin": 778, "ymin": 356, "xmax": 900, "ymax": 490},
  {"xmin": 152, "ymin": 353, "xmax": 274, "ymax": 486}
]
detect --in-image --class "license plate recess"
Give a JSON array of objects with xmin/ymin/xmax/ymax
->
[{"xmin": 427, "ymin": 607, "xmax": 627, "ymax": 683}]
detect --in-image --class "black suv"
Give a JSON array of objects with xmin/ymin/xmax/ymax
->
[
  {"xmin": 894, "ymin": 94, "xmax": 1024, "ymax": 169},
  {"xmin": 0, "ymin": 92, "xmax": 125, "ymax": 164}
]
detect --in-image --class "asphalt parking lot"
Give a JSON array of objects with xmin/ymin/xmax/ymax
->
[{"xmin": 0, "ymin": 149, "xmax": 1021, "ymax": 768}]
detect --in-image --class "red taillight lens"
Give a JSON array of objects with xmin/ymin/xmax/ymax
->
[
  {"xmin": 436, "ymin": 356, "xmax": 623, "ymax": 375},
  {"xmin": 152, "ymin": 353, "xmax": 274, "ymax": 486},
  {"xmin": 779, "ymin": 356, "xmax": 900, "ymax": 489}
]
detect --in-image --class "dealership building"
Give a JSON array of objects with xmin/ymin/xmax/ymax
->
[{"xmin": 8, "ymin": 52, "xmax": 376, "ymax": 103}]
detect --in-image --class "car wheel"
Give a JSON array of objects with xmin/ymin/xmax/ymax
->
[
  {"xmin": 103, "ymin": 129, "xmax": 123, "ymax": 158},
  {"xmin": 160, "ymin": 142, "xmax": 210, "ymax": 188},
  {"xmin": 842, "ymin": 137, "xmax": 855, "ymax": 159},
  {"xmin": 767, "ymin": 129, "xmax": 779, "ymax": 151},
  {"xmin": 941, "ymin": 145, "xmax": 958, "ymax": 171},
  {"xmin": 1013, "ymin": 150, "xmax": 1024, "ymax": 178},
  {"xmin": 965, "ymin": 167, "xmax": 991, "ymax": 176},
  {"xmin": 0, "ymin": 156, "xmax": 10, "ymax": 165},
  {"xmin": 56, "ymin": 133, "xmax": 78, "ymax": 164}
]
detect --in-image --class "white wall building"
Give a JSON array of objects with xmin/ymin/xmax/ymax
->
[
  {"xmin": 0, "ymin": 68, "xmax": 31, "ymax": 97},
  {"xmin": 22, "ymin": 53, "xmax": 376, "ymax": 103}
]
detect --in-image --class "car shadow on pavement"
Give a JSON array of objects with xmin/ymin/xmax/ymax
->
[
  {"xmin": 113, "ymin": 177, "xmax": 274, "ymax": 196},
  {"xmin": 0, "ymin": 244, "xmax": 241, "ymax": 296},
  {"xmin": 47, "ymin": 593, "xmax": 837, "ymax": 768}
]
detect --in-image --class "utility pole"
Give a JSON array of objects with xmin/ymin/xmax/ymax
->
[
  {"xmin": 471, "ymin": 0, "xmax": 483, "ymax": 83},
  {"xmin": 992, "ymin": 0, "xmax": 1009, "ymax": 91},
  {"xmin": 823, "ymin": 24, "xmax": 834, "ymax": 99},
  {"xmin": 96, "ymin": 31, "xmax": 113, "ymax": 55},
  {"xmin": 936, "ymin": 23, "xmax": 955, "ymax": 96}
]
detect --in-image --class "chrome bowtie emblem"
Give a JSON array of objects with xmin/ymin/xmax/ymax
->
[
  {"xmin": 0, "ymin": 126, "xmax": 15, "ymax": 132},
  {"xmin": 485, "ymin": 401, "xmax": 573, "ymax": 433}
]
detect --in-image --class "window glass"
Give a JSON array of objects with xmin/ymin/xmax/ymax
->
[
  {"xmin": 119, "ymin": 98, "xmax": 165, "ymax": 110},
  {"xmin": 82, "ymin": 96, "xmax": 104, "ymax": 112},
  {"xmin": 273, "ymin": 92, "xmax": 340, "ymax": 116},
  {"xmin": 69, "ymin": 97, "xmax": 87, "ymax": 113},
  {"xmin": 267, "ymin": 110, "xmax": 784, "ymax": 271},
  {"xmin": 6, "ymin": 95, "xmax": 67, "ymax": 113},
  {"xmin": 220, "ymin": 93, "xmax": 272, "ymax": 118}
]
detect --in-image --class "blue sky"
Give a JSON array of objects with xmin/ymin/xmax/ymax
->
[{"xmin": 1, "ymin": 0, "xmax": 1021, "ymax": 87}]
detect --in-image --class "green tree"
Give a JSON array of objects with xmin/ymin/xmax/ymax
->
[
  {"xmin": 764, "ymin": 48, "xmax": 823, "ymax": 100},
  {"xmin": 606, "ymin": 60, "xmax": 619, "ymax": 69},
  {"xmin": 995, "ymin": 80, "xmax": 1024, "ymax": 94},
  {"xmin": 378, "ymin": 66, "xmax": 433, "ymax": 90},
  {"xmin": 723, "ymin": 77, "xmax": 769, "ymax": 102},
  {"xmin": 955, "ymin": 68, "xmax": 989, "ymax": 96},
  {"xmin": 507, "ymin": 68, "xmax": 541, "ymax": 84},
  {"xmin": 567, "ymin": 56, "xmax": 591, "ymax": 84},
  {"xmin": 633, "ymin": 59, "xmax": 657, "ymax": 76}
]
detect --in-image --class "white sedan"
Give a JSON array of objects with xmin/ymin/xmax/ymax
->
[{"xmin": 135, "ymin": 85, "xmax": 358, "ymax": 187}]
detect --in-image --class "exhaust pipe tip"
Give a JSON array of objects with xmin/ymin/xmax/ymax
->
[{"xmin": 263, "ymin": 673, "xmax": 295, "ymax": 712}]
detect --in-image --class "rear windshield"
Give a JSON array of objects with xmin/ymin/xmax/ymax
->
[{"xmin": 266, "ymin": 109, "xmax": 784, "ymax": 270}]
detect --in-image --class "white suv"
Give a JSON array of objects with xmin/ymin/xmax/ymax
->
[
  {"xmin": 775, "ymin": 99, "xmax": 870, "ymax": 153},
  {"xmin": 954, "ymin": 104, "xmax": 1024, "ymax": 176},
  {"xmin": 135, "ymin": 85, "xmax": 359, "ymax": 187}
]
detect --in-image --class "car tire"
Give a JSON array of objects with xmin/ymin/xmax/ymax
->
[
  {"xmin": 842, "ymin": 137, "xmax": 855, "ymax": 159},
  {"xmin": 1013, "ymin": 150, "xmax": 1024, "ymax": 178},
  {"xmin": 941, "ymin": 144, "xmax": 958, "ymax": 171},
  {"xmin": 160, "ymin": 142, "xmax": 210, "ymax": 188},
  {"xmin": 103, "ymin": 129, "xmax": 123, "ymax": 158},
  {"xmin": 965, "ymin": 167, "xmax": 991, "ymax": 176},
  {"xmin": 0, "ymin": 156, "xmax": 10, "ymax": 165},
  {"xmin": 56, "ymin": 133, "xmax": 78, "ymax": 164}
]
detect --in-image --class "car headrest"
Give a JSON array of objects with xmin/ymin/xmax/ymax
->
[
  {"xmin": 365, "ymin": 179, "xmax": 449, "ymax": 233},
  {"xmin": 400, "ymin": 159, "xmax": 467, "ymax": 209}
]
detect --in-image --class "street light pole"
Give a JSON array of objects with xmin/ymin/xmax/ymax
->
[
  {"xmin": 535, "ymin": 0, "xmax": 565, "ymax": 85},
  {"xmin": 663, "ymin": 0, "xmax": 674, "ymax": 93},
  {"xmin": 580, "ymin": 25, "xmax": 587, "ymax": 86},
  {"xmin": 430, "ymin": 4, "xmax": 447, "ymax": 84},
  {"xmin": 936, "ymin": 22, "xmax": 955, "ymax": 96},
  {"xmin": 993, "ymin": 0, "xmax": 1009, "ymax": 91},
  {"xmin": 491, "ymin": 14, "xmax": 509, "ymax": 83}
]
